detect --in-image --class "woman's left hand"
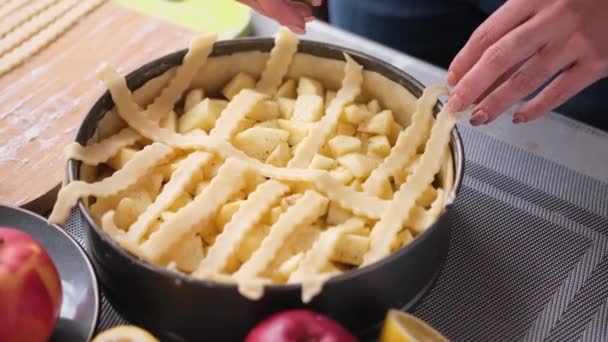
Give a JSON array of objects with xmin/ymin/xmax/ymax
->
[
  {"xmin": 447, "ymin": 0, "xmax": 608, "ymax": 125},
  {"xmin": 238, "ymin": 0, "xmax": 322, "ymax": 34}
]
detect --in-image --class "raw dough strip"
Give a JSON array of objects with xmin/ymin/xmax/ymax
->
[
  {"xmin": 108, "ymin": 68, "xmax": 175, "ymax": 116},
  {"xmin": 99, "ymin": 64, "xmax": 268, "ymax": 165},
  {"xmin": 140, "ymin": 159, "xmax": 250, "ymax": 262},
  {"xmin": 0, "ymin": 0, "xmax": 60, "ymax": 38},
  {"xmin": 65, "ymin": 128, "xmax": 140, "ymax": 165},
  {"xmin": 288, "ymin": 54, "xmax": 363, "ymax": 168},
  {"xmin": 231, "ymin": 276, "xmax": 271, "ymax": 300},
  {"xmin": 101, "ymin": 211, "xmax": 122, "ymax": 239},
  {"xmin": 206, "ymin": 273, "xmax": 276, "ymax": 299},
  {"xmin": 289, "ymin": 218, "xmax": 364, "ymax": 302},
  {"xmin": 127, "ymin": 151, "xmax": 213, "ymax": 243},
  {"xmin": 423, "ymin": 188, "xmax": 444, "ymax": 231},
  {"xmin": 0, "ymin": 0, "xmax": 29, "ymax": 20},
  {"xmin": 0, "ymin": 0, "xmax": 107, "ymax": 77},
  {"xmin": 256, "ymin": 27, "xmax": 298, "ymax": 95},
  {"xmin": 95, "ymin": 69, "xmax": 176, "ymax": 140},
  {"xmin": 312, "ymin": 173, "xmax": 388, "ymax": 219},
  {"xmin": 254, "ymin": 167, "xmax": 387, "ymax": 219},
  {"xmin": 363, "ymin": 85, "xmax": 450, "ymax": 196},
  {"xmin": 98, "ymin": 68, "xmax": 251, "ymax": 163},
  {"xmin": 145, "ymin": 34, "xmax": 216, "ymax": 122},
  {"xmin": 228, "ymin": 29, "xmax": 317, "ymax": 295},
  {"xmin": 99, "ymin": 65, "xmax": 248, "ymax": 161},
  {"xmin": 440, "ymin": 147, "xmax": 454, "ymax": 203},
  {"xmin": 137, "ymin": 70, "xmax": 176, "ymax": 110},
  {"xmin": 234, "ymin": 190, "xmax": 329, "ymax": 280},
  {"xmin": 0, "ymin": 0, "xmax": 80, "ymax": 56},
  {"xmin": 101, "ymin": 211, "xmax": 141, "ymax": 257},
  {"xmin": 363, "ymin": 106, "xmax": 457, "ymax": 266},
  {"xmin": 48, "ymin": 142, "xmax": 173, "ymax": 225},
  {"xmin": 209, "ymin": 89, "xmax": 268, "ymax": 140},
  {"xmin": 99, "ymin": 64, "xmax": 387, "ymax": 219},
  {"xmin": 194, "ymin": 180, "xmax": 290, "ymax": 278},
  {"xmin": 406, "ymin": 188, "xmax": 444, "ymax": 233}
]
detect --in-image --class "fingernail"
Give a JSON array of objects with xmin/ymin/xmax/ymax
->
[
  {"xmin": 513, "ymin": 114, "xmax": 525, "ymax": 124},
  {"xmin": 304, "ymin": 16, "xmax": 315, "ymax": 23},
  {"xmin": 446, "ymin": 71, "xmax": 457, "ymax": 86},
  {"xmin": 447, "ymin": 93, "xmax": 464, "ymax": 112},
  {"xmin": 286, "ymin": 25, "xmax": 305, "ymax": 34},
  {"xmin": 470, "ymin": 110, "xmax": 488, "ymax": 126}
]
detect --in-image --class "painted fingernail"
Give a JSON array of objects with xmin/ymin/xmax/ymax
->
[
  {"xmin": 470, "ymin": 110, "xmax": 488, "ymax": 126},
  {"xmin": 513, "ymin": 114, "xmax": 525, "ymax": 124},
  {"xmin": 446, "ymin": 71, "xmax": 457, "ymax": 86},
  {"xmin": 447, "ymin": 93, "xmax": 464, "ymax": 112},
  {"xmin": 286, "ymin": 25, "xmax": 305, "ymax": 34}
]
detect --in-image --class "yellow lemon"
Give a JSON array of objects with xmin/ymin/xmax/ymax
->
[
  {"xmin": 91, "ymin": 325, "xmax": 160, "ymax": 342},
  {"xmin": 380, "ymin": 310, "xmax": 448, "ymax": 342}
]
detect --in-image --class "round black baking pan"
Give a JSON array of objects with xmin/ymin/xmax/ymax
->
[{"xmin": 68, "ymin": 37, "xmax": 464, "ymax": 342}]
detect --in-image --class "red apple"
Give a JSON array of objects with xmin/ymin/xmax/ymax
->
[
  {"xmin": 0, "ymin": 227, "xmax": 62, "ymax": 342},
  {"xmin": 245, "ymin": 309, "xmax": 357, "ymax": 342}
]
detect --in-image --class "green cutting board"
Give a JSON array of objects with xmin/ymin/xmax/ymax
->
[{"xmin": 113, "ymin": 0, "xmax": 252, "ymax": 38}]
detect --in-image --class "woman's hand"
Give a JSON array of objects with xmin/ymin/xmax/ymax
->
[
  {"xmin": 238, "ymin": 0, "xmax": 322, "ymax": 34},
  {"xmin": 447, "ymin": 0, "xmax": 608, "ymax": 125}
]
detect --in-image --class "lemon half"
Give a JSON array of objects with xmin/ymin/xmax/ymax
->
[
  {"xmin": 380, "ymin": 310, "xmax": 449, "ymax": 342},
  {"xmin": 91, "ymin": 325, "xmax": 160, "ymax": 342}
]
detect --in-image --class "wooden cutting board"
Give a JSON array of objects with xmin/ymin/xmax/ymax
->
[{"xmin": 0, "ymin": 0, "xmax": 251, "ymax": 214}]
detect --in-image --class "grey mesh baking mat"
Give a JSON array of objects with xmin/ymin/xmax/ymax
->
[{"xmin": 60, "ymin": 123, "xmax": 608, "ymax": 342}]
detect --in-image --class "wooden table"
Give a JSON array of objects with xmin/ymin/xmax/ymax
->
[{"xmin": 0, "ymin": 0, "xmax": 249, "ymax": 213}]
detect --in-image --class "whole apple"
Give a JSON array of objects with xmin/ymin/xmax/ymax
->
[
  {"xmin": 245, "ymin": 309, "xmax": 357, "ymax": 342},
  {"xmin": 0, "ymin": 227, "xmax": 62, "ymax": 342}
]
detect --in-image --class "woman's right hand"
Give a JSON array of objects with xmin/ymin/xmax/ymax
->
[
  {"xmin": 238, "ymin": 0, "xmax": 322, "ymax": 34},
  {"xmin": 447, "ymin": 0, "xmax": 608, "ymax": 125}
]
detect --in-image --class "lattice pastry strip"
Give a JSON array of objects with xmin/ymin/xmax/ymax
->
[
  {"xmin": 94, "ymin": 69, "xmax": 175, "ymax": 140},
  {"xmin": 194, "ymin": 180, "xmax": 290, "ymax": 279},
  {"xmin": 139, "ymin": 158, "xmax": 251, "ymax": 262},
  {"xmin": 144, "ymin": 33, "xmax": 216, "ymax": 123},
  {"xmin": 406, "ymin": 188, "xmax": 445, "ymax": 234},
  {"xmin": 256, "ymin": 27, "xmax": 299, "ymax": 95},
  {"xmin": 65, "ymin": 128, "xmax": 140, "ymax": 166},
  {"xmin": 364, "ymin": 100, "xmax": 456, "ymax": 265},
  {"xmin": 289, "ymin": 218, "xmax": 365, "ymax": 302},
  {"xmin": 234, "ymin": 190, "xmax": 329, "ymax": 297},
  {"xmin": 363, "ymin": 85, "xmax": 450, "ymax": 195},
  {"xmin": 288, "ymin": 54, "xmax": 363, "ymax": 168},
  {"xmin": 100, "ymin": 210, "xmax": 141, "ymax": 257},
  {"xmin": 49, "ymin": 142, "xmax": 173, "ymax": 224},
  {"xmin": 440, "ymin": 147, "xmax": 455, "ymax": 202},
  {"xmin": 209, "ymin": 89, "xmax": 268, "ymax": 140},
  {"xmin": 127, "ymin": 151, "xmax": 213, "ymax": 244}
]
